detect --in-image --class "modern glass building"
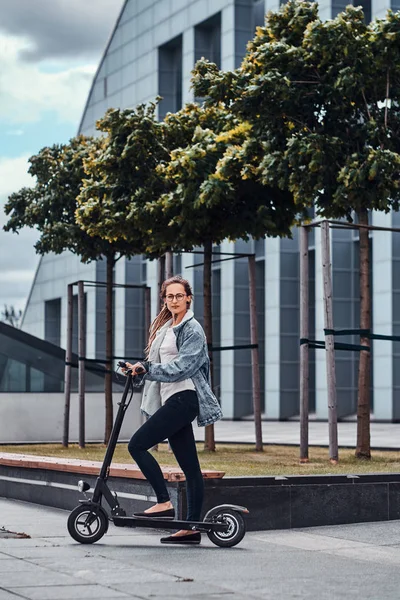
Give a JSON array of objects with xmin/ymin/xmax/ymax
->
[{"xmin": 21, "ymin": 0, "xmax": 400, "ymax": 421}]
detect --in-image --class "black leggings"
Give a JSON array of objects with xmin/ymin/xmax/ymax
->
[{"xmin": 128, "ymin": 390, "xmax": 204, "ymax": 521}]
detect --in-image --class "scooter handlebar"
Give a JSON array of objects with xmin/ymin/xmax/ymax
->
[{"xmin": 117, "ymin": 361, "xmax": 145, "ymax": 376}]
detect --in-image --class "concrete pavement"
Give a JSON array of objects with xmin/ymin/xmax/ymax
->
[
  {"xmin": 1, "ymin": 498, "xmax": 400, "ymax": 599},
  {"xmin": 193, "ymin": 419, "xmax": 400, "ymax": 449}
]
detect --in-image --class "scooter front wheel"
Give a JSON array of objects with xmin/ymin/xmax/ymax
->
[
  {"xmin": 67, "ymin": 504, "xmax": 109, "ymax": 544},
  {"xmin": 206, "ymin": 508, "xmax": 246, "ymax": 548}
]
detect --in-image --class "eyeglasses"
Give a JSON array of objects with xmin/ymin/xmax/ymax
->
[{"xmin": 165, "ymin": 293, "xmax": 186, "ymax": 302}]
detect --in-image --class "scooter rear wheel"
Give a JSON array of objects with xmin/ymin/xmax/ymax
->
[
  {"xmin": 206, "ymin": 508, "xmax": 246, "ymax": 548},
  {"xmin": 67, "ymin": 504, "xmax": 108, "ymax": 544}
]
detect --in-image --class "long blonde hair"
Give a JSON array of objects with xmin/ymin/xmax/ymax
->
[{"xmin": 145, "ymin": 275, "xmax": 193, "ymax": 357}]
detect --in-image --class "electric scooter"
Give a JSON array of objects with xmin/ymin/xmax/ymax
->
[{"xmin": 67, "ymin": 363, "xmax": 248, "ymax": 547}]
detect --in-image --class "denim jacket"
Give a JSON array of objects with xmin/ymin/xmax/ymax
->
[{"xmin": 139, "ymin": 310, "xmax": 223, "ymax": 427}]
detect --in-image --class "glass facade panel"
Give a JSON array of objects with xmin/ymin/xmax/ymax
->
[
  {"xmin": 122, "ymin": 40, "xmax": 137, "ymax": 66},
  {"xmin": 0, "ymin": 357, "xmax": 26, "ymax": 392},
  {"xmin": 158, "ymin": 35, "xmax": 183, "ymax": 119},
  {"xmin": 45, "ymin": 298, "xmax": 61, "ymax": 346},
  {"xmin": 195, "ymin": 13, "xmax": 221, "ymax": 101},
  {"xmin": 332, "ymin": 0, "xmax": 371, "ymax": 20},
  {"xmin": 212, "ymin": 265, "xmax": 221, "ymax": 400},
  {"xmin": 253, "ymin": 0, "xmax": 265, "ymax": 28},
  {"xmin": 0, "ymin": 323, "xmax": 123, "ymax": 393},
  {"xmin": 125, "ymin": 256, "xmax": 146, "ymax": 361},
  {"xmin": 194, "ymin": 13, "xmax": 221, "ymax": 67},
  {"xmin": 280, "ymin": 233, "xmax": 300, "ymax": 418},
  {"xmin": 107, "ymin": 71, "xmax": 123, "ymax": 96}
]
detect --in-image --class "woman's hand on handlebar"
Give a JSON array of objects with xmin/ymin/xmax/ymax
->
[{"xmin": 123, "ymin": 361, "xmax": 146, "ymax": 376}]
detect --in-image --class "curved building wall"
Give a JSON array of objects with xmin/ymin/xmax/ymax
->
[{"xmin": 22, "ymin": 0, "xmax": 397, "ymax": 423}]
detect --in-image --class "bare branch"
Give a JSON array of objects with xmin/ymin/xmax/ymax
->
[
  {"xmin": 290, "ymin": 80, "xmax": 320, "ymax": 84},
  {"xmin": 361, "ymin": 89, "xmax": 372, "ymax": 121}
]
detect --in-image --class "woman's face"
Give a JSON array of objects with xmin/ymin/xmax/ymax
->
[{"xmin": 164, "ymin": 282, "xmax": 190, "ymax": 320}]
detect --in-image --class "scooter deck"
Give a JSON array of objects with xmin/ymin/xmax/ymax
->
[{"xmin": 113, "ymin": 516, "xmax": 229, "ymax": 533}]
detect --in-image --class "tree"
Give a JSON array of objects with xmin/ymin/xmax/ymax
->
[
  {"xmin": 78, "ymin": 100, "xmax": 303, "ymax": 451},
  {"xmin": 75, "ymin": 103, "xmax": 169, "ymax": 246},
  {"xmin": 1, "ymin": 305, "xmax": 22, "ymax": 328},
  {"xmin": 150, "ymin": 103, "xmax": 303, "ymax": 451},
  {"xmin": 194, "ymin": 0, "xmax": 400, "ymax": 458},
  {"xmin": 3, "ymin": 136, "xmax": 138, "ymax": 444}
]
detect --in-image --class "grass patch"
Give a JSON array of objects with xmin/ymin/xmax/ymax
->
[{"xmin": 1, "ymin": 443, "xmax": 400, "ymax": 476}]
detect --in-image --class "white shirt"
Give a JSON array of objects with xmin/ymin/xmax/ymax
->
[{"xmin": 159, "ymin": 326, "xmax": 195, "ymax": 404}]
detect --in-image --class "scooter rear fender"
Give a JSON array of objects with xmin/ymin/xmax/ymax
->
[{"xmin": 204, "ymin": 504, "xmax": 249, "ymax": 519}]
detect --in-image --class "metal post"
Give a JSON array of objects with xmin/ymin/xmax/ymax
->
[
  {"xmin": 62, "ymin": 284, "xmax": 73, "ymax": 447},
  {"xmin": 299, "ymin": 226, "xmax": 309, "ymax": 462},
  {"xmin": 248, "ymin": 255, "xmax": 263, "ymax": 451},
  {"xmin": 321, "ymin": 221, "xmax": 338, "ymax": 463},
  {"xmin": 203, "ymin": 239, "xmax": 215, "ymax": 451},
  {"xmin": 78, "ymin": 280, "xmax": 86, "ymax": 449}
]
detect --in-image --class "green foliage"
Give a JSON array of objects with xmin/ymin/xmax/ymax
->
[
  {"xmin": 76, "ymin": 103, "xmax": 167, "ymax": 254},
  {"xmin": 192, "ymin": 1, "xmax": 400, "ymax": 220},
  {"xmin": 148, "ymin": 102, "xmax": 301, "ymax": 254},
  {"xmin": 76, "ymin": 100, "xmax": 299, "ymax": 256},
  {"xmin": 4, "ymin": 136, "xmax": 134, "ymax": 263}
]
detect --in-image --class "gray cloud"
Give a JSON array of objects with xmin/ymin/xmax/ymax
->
[{"xmin": 0, "ymin": 0, "xmax": 125, "ymax": 62}]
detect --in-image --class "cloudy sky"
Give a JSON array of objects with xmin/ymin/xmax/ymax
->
[{"xmin": 0, "ymin": 0, "xmax": 125, "ymax": 314}]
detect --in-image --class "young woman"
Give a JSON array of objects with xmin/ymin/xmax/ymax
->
[{"xmin": 124, "ymin": 275, "xmax": 222, "ymax": 545}]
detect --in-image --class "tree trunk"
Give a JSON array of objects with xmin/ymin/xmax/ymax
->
[
  {"xmin": 62, "ymin": 283, "xmax": 73, "ymax": 447},
  {"xmin": 158, "ymin": 256, "xmax": 166, "ymax": 312},
  {"xmin": 78, "ymin": 280, "xmax": 86, "ymax": 449},
  {"xmin": 203, "ymin": 238, "xmax": 216, "ymax": 452},
  {"xmin": 165, "ymin": 252, "xmax": 173, "ymax": 279},
  {"xmin": 299, "ymin": 226, "xmax": 309, "ymax": 463},
  {"xmin": 321, "ymin": 221, "xmax": 338, "ymax": 463},
  {"xmin": 248, "ymin": 255, "xmax": 263, "ymax": 451},
  {"xmin": 104, "ymin": 254, "xmax": 114, "ymax": 445},
  {"xmin": 355, "ymin": 209, "xmax": 371, "ymax": 459}
]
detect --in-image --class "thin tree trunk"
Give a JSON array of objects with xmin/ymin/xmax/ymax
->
[
  {"xmin": 248, "ymin": 255, "xmax": 263, "ymax": 451},
  {"xmin": 356, "ymin": 209, "xmax": 371, "ymax": 459},
  {"xmin": 78, "ymin": 280, "xmax": 85, "ymax": 449},
  {"xmin": 299, "ymin": 226, "xmax": 309, "ymax": 463},
  {"xmin": 62, "ymin": 283, "xmax": 73, "ymax": 447},
  {"xmin": 203, "ymin": 238, "xmax": 216, "ymax": 452},
  {"xmin": 158, "ymin": 256, "xmax": 166, "ymax": 312},
  {"xmin": 165, "ymin": 252, "xmax": 173, "ymax": 279},
  {"xmin": 321, "ymin": 221, "xmax": 338, "ymax": 463},
  {"xmin": 104, "ymin": 254, "xmax": 114, "ymax": 445}
]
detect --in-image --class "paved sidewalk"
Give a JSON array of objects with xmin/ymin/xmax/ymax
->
[
  {"xmin": 194, "ymin": 419, "xmax": 400, "ymax": 449},
  {"xmin": 1, "ymin": 498, "xmax": 400, "ymax": 599}
]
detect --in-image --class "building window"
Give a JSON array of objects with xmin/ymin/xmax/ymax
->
[
  {"xmin": 45, "ymin": 298, "xmax": 61, "ymax": 346},
  {"xmin": 332, "ymin": 0, "xmax": 371, "ymax": 21},
  {"xmin": 253, "ymin": 0, "xmax": 265, "ymax": 29},
  {"xmin": 235, "ymin": 2, "xmax": 265, "ymax": 69},
  {"xmin": 360, "ymin": 0, "xmax": 372, "ymax": 22},
  {"xmin": 194, "ymin": 13, "xmax": 221, "ymax": 103},
  {"xmin": 158, "ymin": 35, "xmax": 183, "ymax": 120},
  {"xmin": 173, "ymin": 254, "xmax": 182, "ymax": 275},
  {"xmin": 195, "ymin": 13, "xmax": 221, "ymax": 68}
]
